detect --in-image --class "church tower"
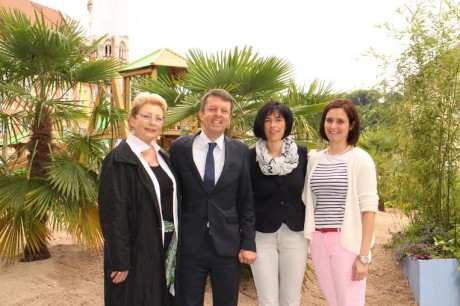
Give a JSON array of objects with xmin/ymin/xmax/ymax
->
[{"xmin": 86, "ymin": 0, "xmax": 129, "ymax": 65}]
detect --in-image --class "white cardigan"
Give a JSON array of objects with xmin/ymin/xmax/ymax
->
[{"xmin": 303, "ymin": 147, "xmax": 379, "ymax": 256}]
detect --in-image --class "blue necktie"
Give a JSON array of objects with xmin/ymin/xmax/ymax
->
[{"xmin": 203, "ymin": 142, "xmax": 217, "ymax": 193}]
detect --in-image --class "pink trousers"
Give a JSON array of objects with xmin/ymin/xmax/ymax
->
[{"xmin": 311, "ymin": 231, "xmax": 366, "ymax": 306}]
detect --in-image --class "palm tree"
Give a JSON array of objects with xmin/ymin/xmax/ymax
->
[
  {"xmin": 135, "ymin": 46, "xmax": 335, "ymax": 146},
  {"xmin": 281, "ymin": 80, "xmax": 335, "ymax": 148},
  {"xmin": 0, "ymin": 9, "xmax": 126, "ymax": 263}
]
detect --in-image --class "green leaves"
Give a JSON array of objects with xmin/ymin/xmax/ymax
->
[
  {"xmin": 47, "ymin": 156, "xmax": 98, "ymax": 203},
  {"xmin": 0, "ymin": 158, "xmax": 102, "ymax": 262},
  {"xmin": 87, "ymin": 97, "xmax": 128, "ymax": 139},
  {"xmin": 73, "ymin": 60, "xmax": 121, "ymax": 84},
  {"xmin": 185, "ymin": 46, "xmax": 258, "ymax": 92},
  {"xmin": 0, "ymin": 9, "xmax": 122, "ymax": 261},
  {"xmin": 0, "ymin": 176, "xmax": 52, "ymax": 262},
  {"xmin": 371, "ymin": 0, "xmax": 460, "ymax": 232},
  {"xmin": 185, "ymin": 46, "xmax": 294, "ymax": 97},
  {"xmin": 164, "ymin": 95, "xmax": 201, "ymax": 128},
  {"xmin": 135, "ymin": 73, "xmax": 185, "ymax": 108},
  {"xmin": 0, "ymin": 212, "xmax": 52, "ymax": 263},
  {"xmin": 136, "ymin": 45, "xmax": 332, "ymax": 144}
]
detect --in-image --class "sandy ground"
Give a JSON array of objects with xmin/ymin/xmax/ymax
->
[{"xmin": 0, "ymin": 208, "xmax": 416, "ymax": 305}]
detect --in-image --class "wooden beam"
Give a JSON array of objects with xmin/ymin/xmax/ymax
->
[
  {"xmin": 111, "ymin": 78, "xmax": 129, "ymax": 139},
  {"xmin": 86, "ymin": 83, "xmax": 104, "ymax": 135},
  {"xmin": 120, "ymin": 67, "xmax": 153, "ymax": 78},
  {"xmin": 151, "ymin": 67, "xmax": 158, "ymax": 80},
  {"xmin": 123, "ymin": 76, "xmax": 131, "ymax": 110}
]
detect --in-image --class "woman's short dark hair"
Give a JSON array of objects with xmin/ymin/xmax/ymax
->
[
  {"xmin": 319, "ymin": 98, "xmax": 360, "ymax": 145},
  {"xmin": 253, "ymin": 101, "xmax": 294, "ymax": 140}
]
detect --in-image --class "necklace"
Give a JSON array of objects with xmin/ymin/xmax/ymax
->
[
  {"xmin": 142, "ymin": 147, "xmax": 159, "ymax": 167},
  {"xmin": 326, "ymin": 145, "xmax": 351, "ymax": 156}
]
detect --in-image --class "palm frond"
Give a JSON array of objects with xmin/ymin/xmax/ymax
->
[
  {"xmin": 49, "ymin": 100, "xmax": 90, "ymax": 137},
  {"xmin": 185, "ymin": 46, "xmax": 258, "ymax": 92},
  {"xmin": 237, "ymin": 55, "xmax": 294, "ymax": 97},
  {"xmin": 0, "ymin": 212, "xmax": 52, "ymax": 263},
  {"xmin": 0, "ymin": 109, "xmax": 29, "ymax": 143},
  {"xmin": 135, "ymin": 74, "xmax": 186, "ymax": 107},
  {"xmin": 290, "ymin": 102, "xmax": 328, "ymax": 116},
  {"xmin": 158, "ymin": 46, "xmax": 295, "ymax": 132},
  {"xmin": 283, "ymin": 80, "xmax": 335, "ymax": 106},
  {"xmin": 73, "ymin": 60, "xmax": 121, "ymax": 84},
  {"xmin": 0, "ymin": 8, "xmax": 119, "ymax": 91},
  {"xmin": 0, "ymin": 176, "xmax": 53, "ymax": 263},
  {"xmin": 0, "ymin": 176, "xmax": 41, "ymax": 216},
  {"xmin": 47, "ymin": 156, "xmax": 98, "ymax": 203},
  {"xmin": 163, "ymin": 94, "xmax": 201, "ymax": 128},
  {"xmin": 63, "ymin": 202, "xmax": 103, "ymax": 249},
  {"xmin": 88, "ymin": 97, "xmax": 128, "ymax": 138},
  {"xmin": 61, "ymin": 131, "xmax": 110, "ymax": 170},
  {"xmin": 25, "ymin": 180, "xmax": 69, "ymax": 221}
]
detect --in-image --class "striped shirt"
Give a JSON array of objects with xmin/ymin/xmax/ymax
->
[{"xmin": 310, "ymin": 152, "xmax": 350, "ymax": 228}]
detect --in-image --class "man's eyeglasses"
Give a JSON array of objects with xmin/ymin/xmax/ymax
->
[{"xmin": 136, "ymin": 112, "xmax": 164, "ymax": 124}]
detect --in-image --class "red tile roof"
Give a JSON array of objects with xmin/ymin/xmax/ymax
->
[{"xmin": 0, "ymin": 0, "xmax": 65, "ymax": 26}]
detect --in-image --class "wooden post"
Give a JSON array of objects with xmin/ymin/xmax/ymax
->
[{"xmin": 111, "ymin": 79, "xmax": 128, "ymax": 139}]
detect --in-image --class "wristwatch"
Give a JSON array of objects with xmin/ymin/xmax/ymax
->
[{"xmin": 357, "ymin": 255, "xmax": 370, "ymax": 265}]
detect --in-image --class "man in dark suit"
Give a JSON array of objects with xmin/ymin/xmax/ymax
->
[{"xmin": 170, "ymin": 89, "xmax": 257, "ymax": 306}]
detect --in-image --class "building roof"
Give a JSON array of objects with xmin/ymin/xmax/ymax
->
[
  {"xmin": 120, "ymin": 48, "xmax": 188, "ymax": 73},
  {"xmin": 0, "ymin": 0, "xmax": 66, "ymax": 26}
]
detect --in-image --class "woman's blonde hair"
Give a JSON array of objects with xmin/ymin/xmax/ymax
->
[{"xmin": 129, "ymin": 92, "xmax": 168, "ymax": 118}]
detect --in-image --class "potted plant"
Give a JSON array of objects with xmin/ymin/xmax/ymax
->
[{"xmin": 387, "ymin": 222, "xmax": 460, "ymax": 306}]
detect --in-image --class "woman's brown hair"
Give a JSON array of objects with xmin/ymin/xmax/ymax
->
[{"xmin": 319, "ymin": 98, "xmax": 360, "ymax": 145}]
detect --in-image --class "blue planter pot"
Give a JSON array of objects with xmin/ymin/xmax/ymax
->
[{"xmin": 402, "ymin": 255, "xmax": 460, "ymax": 306}]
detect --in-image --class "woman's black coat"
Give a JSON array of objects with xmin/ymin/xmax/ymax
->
[{"xmin": 98, "ymin": 140, "xmax": 172, "ymax": 306}]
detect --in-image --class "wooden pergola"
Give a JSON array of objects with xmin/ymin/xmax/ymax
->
[
  {"xmin": 118, "ymin": 48, "xmax": 188, "ymax": 148},
  {"xmin": 119, "ymin": 48, "xmax": 188, "ymax": 110}
]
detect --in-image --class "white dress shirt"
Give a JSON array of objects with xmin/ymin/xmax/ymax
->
[{"xmin": 192, "ymin": 131, "xmax": 225, "ymax": 185}]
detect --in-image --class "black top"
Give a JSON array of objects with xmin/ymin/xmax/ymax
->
[
  {"xmin": 151, "ymin": 165, "xmax": 174, "ymax": 222},
  {"xmin": 249, "ymin": 146, "xmax": 308, "ymax": 233}
]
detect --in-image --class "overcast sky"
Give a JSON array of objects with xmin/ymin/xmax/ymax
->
[{"xmin": 32, "ymin": 0, "xmax": 406, "ymax": 92}]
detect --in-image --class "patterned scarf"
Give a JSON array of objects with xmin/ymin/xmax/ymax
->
[
  {"xmin": 255, "ymin": 136, "xmax": 299, "ymax": 175},
  {"xmin": 164, "ymin": 221, "xmax": 176, "ymax": 292}
]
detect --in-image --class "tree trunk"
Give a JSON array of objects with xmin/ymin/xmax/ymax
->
[{"xmin": 22, "ymin": 104, "xmax": 53, "ymax": 261}]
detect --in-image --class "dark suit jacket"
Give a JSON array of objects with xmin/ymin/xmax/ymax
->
[{"xmin": 170, "ymin": 132, "xmax": 256, "ymax": 257}]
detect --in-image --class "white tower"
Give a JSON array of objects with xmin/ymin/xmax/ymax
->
[{"xmin": 87, "ymin": 0, "xmax": 93, "ymax": 35}]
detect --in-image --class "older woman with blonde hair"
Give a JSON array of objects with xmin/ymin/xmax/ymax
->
[{"xmin": 99, "ymin": 92, "xmax": 179, "ymax": 305}]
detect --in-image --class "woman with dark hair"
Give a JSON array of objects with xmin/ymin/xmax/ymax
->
[
  {"xmin": 250, "ymin": 101, "xmax": 308, "ymax": 306},
  {"xmin": 303, "ymin": 99, "xmax": 378, "ymax": 306}
]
